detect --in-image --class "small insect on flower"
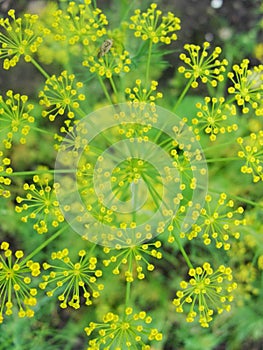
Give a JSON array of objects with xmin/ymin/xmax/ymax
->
[{"xmin": 98, "ymin": 39, "xmax": 113, "ymax": 58}]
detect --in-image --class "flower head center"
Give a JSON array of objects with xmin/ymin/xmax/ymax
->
[
  {"xmin": 5, "ymin": 268, "xmax": 15, "ymax": 279},
  {"xmin": 121, "ymin": 322, "xmax": 130, "ymax": 330}
]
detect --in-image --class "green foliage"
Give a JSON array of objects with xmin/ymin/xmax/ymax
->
[{"xmin": 0, "ymin": 0, "xmax": 262, "ymax": 349}]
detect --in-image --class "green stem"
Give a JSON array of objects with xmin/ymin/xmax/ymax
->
[
  {"xmin": 174, "ymin": 235, "xmax": 193, "ymax": 269},
  {"xmin": 125, "ymin": 281, "xmax": 131, "ymax": 308},
  {"xmin": 88, "ymin": 243, "xmax": 97, "ymax": 256},
  {"xmin": 22, "ymin": 225, "xmax": 68, "ymax": 264},
  {"xmin": 172, "ymin": 78, "xmax": 194, "ymax": 113},
  {"xmin": 97, "ymin": 73, "xmax": 113, "ymax": 105},
  {"xmin": 4, "ymin": 170, "xmax": 53, "ymax": 177},
  {"xmin": 109, "ymin": 76, "xmax": 119, "ymax": 101},
  {"xmin": 207, "ymin": 83, "xmax": 216, "ymax": 99},
  {"xmin": 146, "ymin": 40, "xmax": 153, "ymax": 83},
  {"xmin": 132, "ymin": 181, "xmax": 137, "ymax": 225},
  {"xmin": 208, "ymin": 188, "xmax": 263, "ymax": 208},
  {"xmin": 225, "ymin": 96, "xmax": 237, "ymax": 106},
  {"xmin": 30, "ymin": 58, "xmax": 50, "ymax": 80},
  {"xmin": 31, "ymin": 126, "xmax": 55, "ymax": 135},
  {"xmin": 3, "ymin": 169, "xmax": 77, "ymax": 177},
  {"xmin": 202, "ymin": 140, "xmax": 237, "ymax": 153},
  {"xmin": 205, "ymin": 157, "xmax": 240, "ymax": 163},
  {"xmin": 75, "ymin": 106, "xmax": 89, "ymax": 119},
  {"xmin": 124, "ymin": 256, "xmax": 132, "ymax": 315}
]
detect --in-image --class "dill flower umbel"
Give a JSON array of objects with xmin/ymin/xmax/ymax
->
[
  {"xmin": 15, "ymin": 175, "xmax": 64, "ymax": 234},
  {"xmin": 173, "ymin": 262, "xmax": 237, "ymax": 327},
  {"xmin": 165, "ymin": 200, "xmax": 204, "ymax": 243},
  {"xmin": 125, "ymin": 80, "xmax": 163, "ymax": 105},
  {"xmin": 38, "ymin": 0, "xmax": 109, "ymax": 66},
  {"xmin": 38, "ymin": 0, "xmax": 108, "ymax": 64},
  {"xmin": 102, "ymin": 240, "xmax": 162, "ymax": 282},
  {"xmin": 193, "ymin": 97, "xmax": 238, "ymax": 141},
  {"xmin": 178, "ymin": 42, "xmax": 228, "ymax": 88},
  {"xmin": 237, "ymin": 131, "xmax": 263, "ymax": 182},
  {"xmin": 83, "ymin": 46, "xmax": 131, "ymax": 79},
  {"xmin": 0, "ymin": 242, "xmax": 40, "ymax": 323},
  {"xmin": 39, "ymin": 248, "xmax": 104, "ymax": 309},
  {"xmin": 54, "ymin": 0, "xmax": 107, "ymax": 46},
  {"xmin": 228, "ymin": 59, "xmax": 263, "ymax": 116},
  {"xmin": 85, "ymin": 307, "xmax": 162, "ymax": 349},
  {"xmin": 129, "ymin": 3, "xmax": 181, "ymax": 44},
  {"xmin": 54, "ymin": 102, "xmax": 208, "ymax": 247},
  {"xmin": 39, "ymin": 70, "xmax": 86, "ymax": 121},
  {"xmin": 187, "ymin": 193, "xmax": 245, "ymax": 250},
  {"xmin": 0, "ymin": 152, "xmax": 12, "ymax": 198},
  {"xmin": 0, "ymin": 90, "xmax": 35, "ymax": 149},
  {"xmin": 0, "ymin": 10, "xmax": 43, "ymax": 69}
]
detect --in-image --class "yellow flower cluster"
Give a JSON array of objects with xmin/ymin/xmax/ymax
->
[
  {"xmin": 15, "ymin": 175, "xmax": 64, "ymax": 234},
  {"xmin": 102, "ymin": 240, "xmax": 162, "ymax": 282},
  {"xmin": 59, "ymin": 0, "xmax": 107, "ymax": 45},
  {"xmin": 83, "ymin": 48, "xmax": 131, "ymax": 78},
  {"xmin": 173, "ymin": 262, "xmax": 237, "ymax": 327},
  {"xmin": 0, "ymin": 242, "xmax": 40, "ymax": 323},
  {"xmin": 85, "ymin": 307, "xmax": 162, "ymax": 349},
  {"xmin": 125, "ymin": 80, "xmax": 163, "ymax": 105},
  {"xmin": 39, "ymin": 70, "xmax": 86, "ymax": 121},
  {"xmin": 0, "ymin": 10, "xmax": 43, "ymax": 69},
  {"xmin": 228, "ymin": 59, "xmax": 263, "ymax": 116},
  {"xmin": 0, "ymin": 0, "xmax": 258, "ymax": 338},
  {"xmin": 187, "ymin": 193, "xmax": 245, "ymax": 250},
  {"xmin": 54, "ymin": 118, "xmax": 86, "ymax": 153},
  {"xmin": 165, "ymin": 203, "xmax": 188, "ymax": 243},
  {"xmin": 129, "ymin": 3, "xmax": 181, "ymax": 44},
  {"xmin": 0, "ymin": 152, "xmax": 12, "ymax": 198},
  {"xmin": 192, "ymin": 96, "xmax": 238, "ymax": 141},
  {"xmin": 115, "ymin": 111, "xmax": 154, "ymax": 143},
  {"xmin": 48, "ymin": 1, "xmax": 108, "ymax": 56},
  {"xmin": 237, "ymin": 131, "xmax": 263, "ymax": 182},
  {"xmin": 178, "ymin": 42, "xmax": 228, "ymax": 88},
  {"xmin": 0, "ymin": 90, "xmax": 35, "ymax": 149},
  {"xmin": 39, "ymin": 248, "xmax": 103, "ymax": 309}
]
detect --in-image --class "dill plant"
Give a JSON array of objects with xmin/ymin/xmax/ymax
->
[{"xmin": 0, "ymin": 1, "xmax": 262, "ymax": 349}]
